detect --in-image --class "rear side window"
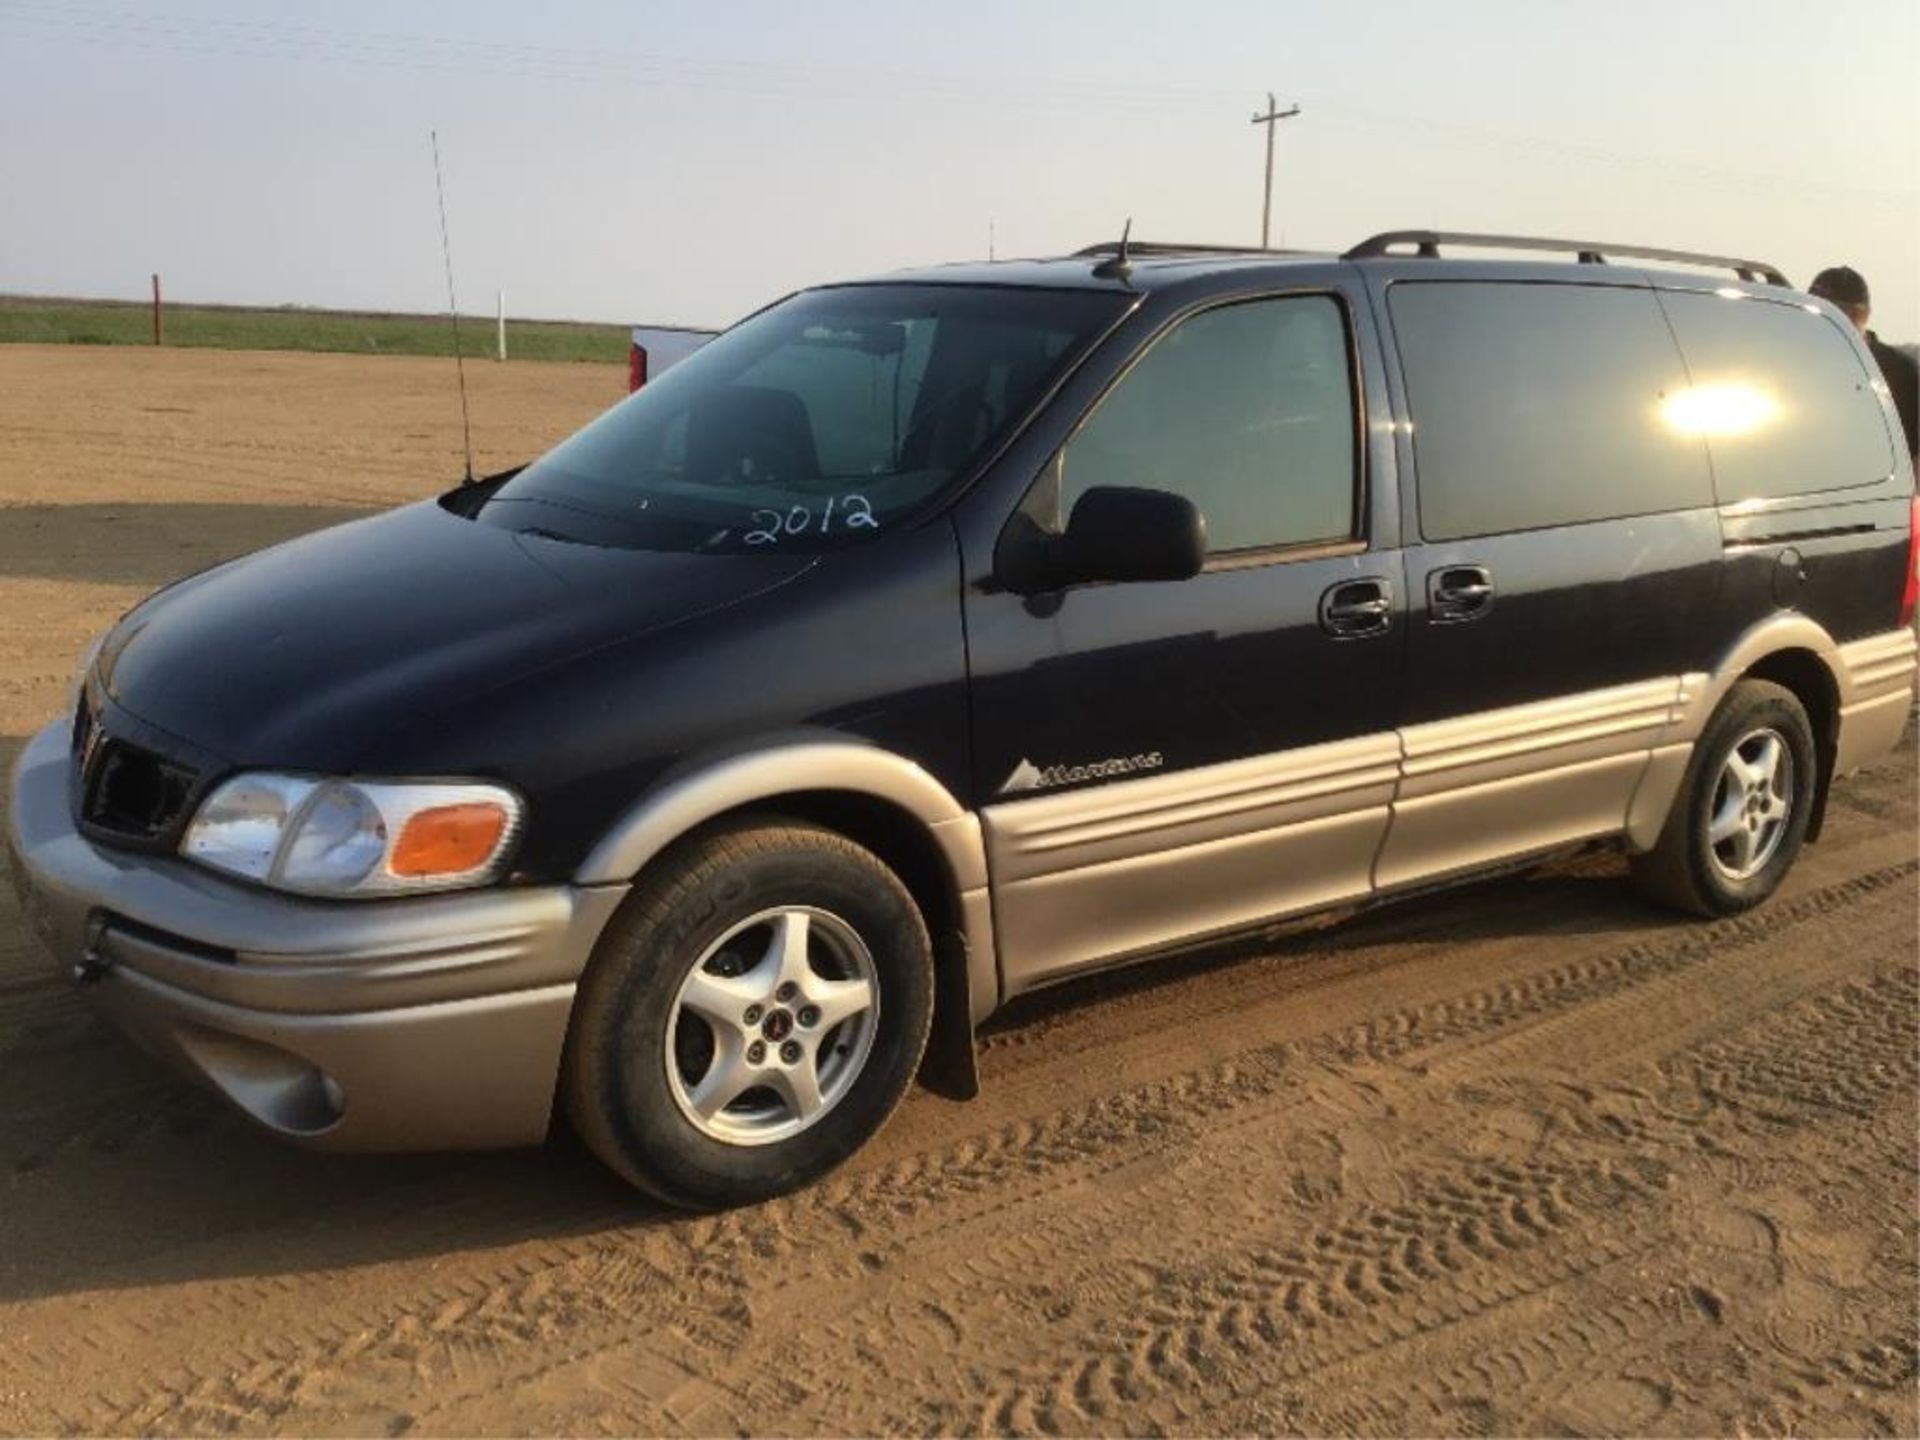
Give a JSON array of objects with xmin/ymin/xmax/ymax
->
[
  {"xmin": 1657, "ymin": 291, "xmax": 1896, "ymax": 503},
  {"xmin": 1391, "ymin": 282, "xmax": 1713, "ymax": 541},
  {"xmin": 1060, "ymin": 294, "xmax": 1358, "ymax": 554}
]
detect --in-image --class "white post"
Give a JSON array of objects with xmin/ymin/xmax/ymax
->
[{"xmin": 496, "ymin": 289, "xmax": 506, "ymax": 361}]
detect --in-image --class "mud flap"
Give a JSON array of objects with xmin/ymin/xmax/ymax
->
[
  {"xmin": 916, "ymin": 928, "xmax": 980, "ymax": 1101},
  {"xmin": 1806, "ymin": 732, "xmax": 1836, "ymax": 843}
]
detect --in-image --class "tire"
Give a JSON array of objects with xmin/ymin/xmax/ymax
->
[
  {"xmin": 563, "ymin": 818, "xmax": 934, "ymax": 1209},
  {"xmin": 1631, "ymin": 679, "xmax": 1816, "ymax": 917}
]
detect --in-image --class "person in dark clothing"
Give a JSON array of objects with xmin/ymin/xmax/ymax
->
[{"xmin": 1808, "ymin": 265, "xmax": 1919, "ymax": 465}]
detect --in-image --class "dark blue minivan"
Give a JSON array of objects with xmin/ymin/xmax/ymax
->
[{"xmin": 10, "ymin": 232, "xmax": 1916, "ymax": 1206}]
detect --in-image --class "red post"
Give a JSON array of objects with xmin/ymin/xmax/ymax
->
[{"xmin": 151, "ymin": 273, "xmax": 162, "ymax": 345}]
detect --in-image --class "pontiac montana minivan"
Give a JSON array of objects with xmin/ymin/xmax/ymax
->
[{"xmin": 9, "ymin": 231, "xmax": 1916, "ymax": 1208}]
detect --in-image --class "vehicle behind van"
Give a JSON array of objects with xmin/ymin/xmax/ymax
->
[
  {"xmin": 9, "ymin": 230, "xmax": 1915, "ymax": 1208},
  {"xmin": 628, "ymin": 324, "xmax": 716, "ymax": 393}
]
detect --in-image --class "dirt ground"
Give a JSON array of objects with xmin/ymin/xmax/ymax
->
[{"xmin": 0, "ymin": 343, "xmax": 1915, "ymax": 1438}]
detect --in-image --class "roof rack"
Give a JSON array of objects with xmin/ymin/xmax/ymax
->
[
  {"xmin": 1342, "ymin": 230, "xmax": 1789, "ymax": 288},
  {"xmin": 1072, "ymin": 241, "xmax": 1281, "ymax": 259}
]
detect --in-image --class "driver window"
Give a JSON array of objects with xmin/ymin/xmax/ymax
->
[{"xmin": 1060, "ymin": 294, "xmax": 1359, "ymax": 554}]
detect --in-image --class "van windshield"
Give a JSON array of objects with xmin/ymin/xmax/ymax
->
[{"xmin": 476, "ymin": 284, "xmax": 1126, "ymax": 553}]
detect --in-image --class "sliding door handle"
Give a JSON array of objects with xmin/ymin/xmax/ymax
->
[{"xmin": 1427, "ymin": 565, "xmax": 1495, "ymax": 622}]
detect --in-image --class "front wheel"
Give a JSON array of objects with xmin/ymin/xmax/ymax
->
[
  {"xmin": 1631, "ymin": 679, "xmax": 1816, "ymax": 917},
  {"xmin": 563, "ymin": 819, "xmax": 934, "ymax": 1209}
]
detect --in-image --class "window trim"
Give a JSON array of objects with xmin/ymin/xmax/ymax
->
[{"xmin": 1045, "ymin": 285, "xmax": 1371, "ymax": 570}]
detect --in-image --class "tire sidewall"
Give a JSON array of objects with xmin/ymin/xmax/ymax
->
[
  {"xmin": 584, "ymin": 831, "xmax": 932, "ymax": 1207},
  {"xmin": 1682, "ymin": 687, "xmax": 1815, "ymax": 913}
]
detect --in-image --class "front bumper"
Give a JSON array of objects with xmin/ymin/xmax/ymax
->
[{"xmin": 5, "ymin": 720, "xmax": 627, "ymax": 1150}]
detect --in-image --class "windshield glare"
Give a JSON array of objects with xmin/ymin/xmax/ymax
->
[{"xmin": 478, "ymin": 284, "xmax": 1126, "ymax": 553}]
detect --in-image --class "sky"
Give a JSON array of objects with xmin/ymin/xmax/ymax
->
[{"xmin": 2, "ymin": 0, "xmax": 1915, "ymax": 338}]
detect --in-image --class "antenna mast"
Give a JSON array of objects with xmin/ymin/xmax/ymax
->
[
  {"xmin": 1090, "ymin": 218, "xmax": 1134, "ymax": 280},
  {"xmin": 430, "ymin": 129, "xmax": 475, "ymax": 484}
]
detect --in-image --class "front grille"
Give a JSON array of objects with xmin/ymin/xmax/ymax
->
[
  {"xmin": 74, "ymin": 701, "xmax": 200, "ymax": 843},
  {"xmin": 84, "ymin": 741, "xmax": 197, "ymax": 839}
]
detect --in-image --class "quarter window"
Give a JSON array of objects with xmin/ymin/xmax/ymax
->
[
  {"xmin": 1657, "ymin": 291, "xmax": 1896, "ymax": 503},
  {"xmin": 1390, "ymin": 282, "xmax": 1714, "ymax": 541},
  {"xmin": 1059, "ymin": 295, "xmax": 1359, "ymax": 554}
]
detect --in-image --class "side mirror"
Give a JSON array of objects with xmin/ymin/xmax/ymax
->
[{"xmin": 1049, "ymin": 486, "xmax": 1207, "ymax": 588}]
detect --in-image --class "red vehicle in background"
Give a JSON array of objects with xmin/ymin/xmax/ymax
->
[{"xmin": 629, "ymin": 325, "xmax": 716, "ymax": 392}]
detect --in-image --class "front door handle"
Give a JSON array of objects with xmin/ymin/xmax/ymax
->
[
  {"xmin": 1319, "ymin": 577, "xmax": 1393, "ymax": 638},
  {"xmin": 1427, "ymin": 565, "xmax": 1495, "ymax": 623}
]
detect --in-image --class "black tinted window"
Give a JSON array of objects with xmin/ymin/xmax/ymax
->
[
  {"xmin": 1658, "ymin": 291, "xmax": 1896, "ymax": 502},
  {"xmin": 1060, "ymin": 295, "xmax": 1357, "ymax": 553},
  {"xmin": 1391, "ymin": 282, "xmax": 1713, "ymax": 540},
  {"xmin": 478, "ymin": 285, "xmax": 1123, "ymax": 553}
]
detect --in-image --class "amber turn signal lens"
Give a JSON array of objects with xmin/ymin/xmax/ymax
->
[{"xmin": 390, "ymin": 803, "xmax": 509, "ymax": 877}]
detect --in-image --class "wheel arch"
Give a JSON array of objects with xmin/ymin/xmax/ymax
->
[
  {"xmin": 574, "ymin": 737, "xmax": 994, "ymax": 1098},
  {"xmin": 1691, "ymin": 616, "xmax": 1846, "ymax": 844},
  {"xmin": 1629, "ymin": 615, "xmax": 1847, "ymax": 853}
]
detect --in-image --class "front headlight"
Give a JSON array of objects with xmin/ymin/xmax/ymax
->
[{"xmin": 181, "ymin": 774, "xmax": 523, "ymax": 897}]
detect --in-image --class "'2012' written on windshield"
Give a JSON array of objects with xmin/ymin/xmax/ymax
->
[{"xmin": 744, "ymin": 495, "xmax": 880, "ymax": 545}]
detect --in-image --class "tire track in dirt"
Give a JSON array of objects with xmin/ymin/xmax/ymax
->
[
  {"xmin": 940, "ymin": 951, "xmax": 1918, "ymax": 1438},
  {"xmin": 50, "ymin": 860, "xmax": 1913, "ymax": 1436},
  {"xmin": 1675, "ymin": 969, "xmax": 1919, "ymax": 1130},
  {"xmin": 1300, "ymin": 1099, "xmax": 1919, "ymax": 1438},
  {"xmin": 743, "ymin": 877, "xmax": 1920, "ymax": 1436},
  {"xmin": 963, "ymin": 1158, "xmax": 1669, "ymax": 1438}
]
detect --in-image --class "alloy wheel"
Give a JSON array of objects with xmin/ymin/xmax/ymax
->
[
  {"xmin": 1706, "ymin": 726, "xmax": 1794, "ymax": 882},
  {"xmin": 665, "ymin": 906, "xmax": 880, "ymax": 1145}
]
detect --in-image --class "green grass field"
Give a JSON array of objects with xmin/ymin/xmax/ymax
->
[{"xmin": 0, "ymin": 295, "xmax": 628, "ymax": 363}]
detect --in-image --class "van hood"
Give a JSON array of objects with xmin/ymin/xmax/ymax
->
[{"xmin": 97, "ymin": 500, "xmax": 813, "ymax": 771}]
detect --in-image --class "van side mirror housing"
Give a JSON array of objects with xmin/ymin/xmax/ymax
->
[{"xmin": 1047, "ymin": 486, "xmax": 1207, "ymax": 589}]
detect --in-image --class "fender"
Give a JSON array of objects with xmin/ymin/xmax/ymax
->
[{"xmin": 573, "ymin": 733, "xmax": 999, "ymax": 1094}]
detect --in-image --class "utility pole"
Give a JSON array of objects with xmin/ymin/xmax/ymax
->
[{"xmin": 1250, "ymin": 93, "xmax": 1301, "ymax": 250}]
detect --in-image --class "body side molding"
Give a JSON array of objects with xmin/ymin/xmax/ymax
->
[
  {"xmin": 1834, "ymin": 628, "xmax": 1918, "ymax": 775},
  {"xmin": 983, "ymin": 732, "xmax": 1400, "ymax": 993},
  {"xmin": 1378, "ymin": 679, "xmax": 1687, "ymax": 888},
  {"xmin": 1837, "ymin": 628, "xmax": 1918, "ymax": 700}
]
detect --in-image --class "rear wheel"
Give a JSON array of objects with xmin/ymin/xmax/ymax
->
[
  {"xmin": 1631, "ymin": 679, "xmax": 1815, "ymax": 916},
  {"xmin": 564, "ymin": 819, "xmax": 933, "ymax": 1208}
]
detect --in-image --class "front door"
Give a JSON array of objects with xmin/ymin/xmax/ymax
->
[{"xmin": 963, "ymin": 287, "xmax": 1405, "ymax": 991}]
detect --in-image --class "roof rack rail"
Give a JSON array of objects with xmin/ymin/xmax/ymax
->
[
  {"xmin": 1342, "ymin": 230, "xmax": 1789, "ymax": 288},
  {"xmin": 1073, "ymin": 241, "xmax": 1276, "ymax": 258}
]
